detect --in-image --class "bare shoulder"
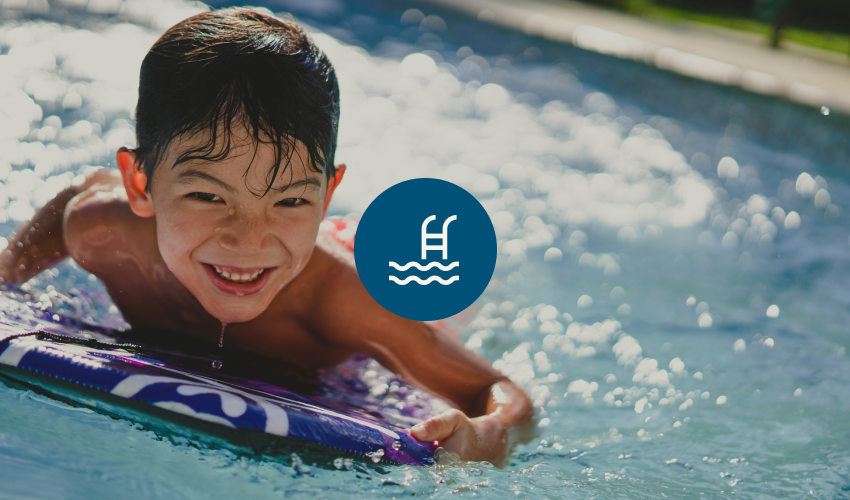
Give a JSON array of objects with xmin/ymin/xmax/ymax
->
[
  {"xmin": 63, "ymin": 170, "xmax": 156, "ymax": 275},
  {"xmin": 297, "ymin": 231, "xmax": 358, "ymax": 302},
  {"xmin": 293, "ymin": 232, "xmax": 376, "ymax": 343}
]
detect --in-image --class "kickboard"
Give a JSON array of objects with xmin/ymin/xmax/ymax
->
[{"xmin": 0, "ymin": 320, "xmax": 436, "ymax": 466}]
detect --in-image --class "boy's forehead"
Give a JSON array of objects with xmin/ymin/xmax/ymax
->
[{"xmin": 167, "ymin": 126, "xmax": 325, "ymax": 190}]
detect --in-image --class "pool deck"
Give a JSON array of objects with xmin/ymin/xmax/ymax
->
[{"xmin": 419, "ymin": 0, "xmax": 850, "ymax": 115}]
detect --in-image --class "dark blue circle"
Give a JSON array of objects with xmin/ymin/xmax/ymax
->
[{"xmin": 355, "ymin": 178, "xmax": 497, "ymax": 321}]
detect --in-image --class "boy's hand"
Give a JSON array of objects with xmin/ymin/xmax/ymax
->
[{"xmin": 411, "ymin": 409, "xmax": 509, "ymax": 466}]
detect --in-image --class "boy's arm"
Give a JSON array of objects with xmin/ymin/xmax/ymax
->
[
  {"xmin": 0, "ymin": 170, "xmax": 120, "ymax": 284},
  {"xmin": 311, "ymin": 256, "xmax": 534, "ymax": 466}
]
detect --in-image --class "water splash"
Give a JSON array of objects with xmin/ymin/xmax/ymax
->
[{"xmin": 212, "ymin": 322, "xmax": 227, "ymax": 369}]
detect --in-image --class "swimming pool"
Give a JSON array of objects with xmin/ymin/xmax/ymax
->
[{"xmin": 1, "ymin": 0, "xmax": 849, "ymax": 497}]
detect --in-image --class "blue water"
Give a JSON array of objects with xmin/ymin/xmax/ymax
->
[{"xmin": 1, "ymin": 0, "xmax": 850, "ymax": 497}]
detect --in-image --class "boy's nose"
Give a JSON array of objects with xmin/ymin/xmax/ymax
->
[{"xmin": 218, "ymin": 208, "xmax": 274, "ymax": 255}]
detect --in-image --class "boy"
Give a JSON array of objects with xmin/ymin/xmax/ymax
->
[{"xmin": 0, "ymin": 8, "xmax": 532, "ymax": 466}]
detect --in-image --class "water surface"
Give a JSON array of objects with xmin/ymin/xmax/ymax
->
[{"xmin": 0, "ymin": 0, "xmax": 849, "ymax": 497}]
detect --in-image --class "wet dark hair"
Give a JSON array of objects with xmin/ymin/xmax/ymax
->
[{"xmin": 132, "ymin": 7, "xmax": 339, "ymax": 194}]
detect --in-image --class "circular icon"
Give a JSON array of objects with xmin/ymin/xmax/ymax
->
[{"xmin": 355, "ymin": 178, "xmax": 497, "ymax": 321}]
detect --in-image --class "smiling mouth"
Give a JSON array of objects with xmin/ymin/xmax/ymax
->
[{"xmin": 210, "ymin": 265, "xmax": 267, "ymax": 284}]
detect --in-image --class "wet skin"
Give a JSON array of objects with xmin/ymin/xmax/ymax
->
[{"xmin": 0, "ymin": 126, "xmax": 533, "ymax": 465}]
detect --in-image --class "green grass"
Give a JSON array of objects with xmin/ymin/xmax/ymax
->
[{"xmin": 596, "ymin": 0, "xmax": 850, "ymax": 56}]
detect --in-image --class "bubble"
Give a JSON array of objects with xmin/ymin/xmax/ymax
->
[
  {"xmin": 686, "ymin": 296, "xmax": 696, "ymax": 306},
  {"xmin": 368, "ymin": 448, "xmax": 385, "ymax": 463},
  {"xmin": 794, "ymin": 388, "xmax": 802, "ymax": 397},
  {"xmin": 603, "ymin": 262, "xmax": 621, "ymax": 276},
  {"xmin": 796, "ymin": 173, "xmax": 816, "ymax": 197},
  {"xmin": 784, "ymin": 211, "xmax": 801, "ymax": 230},
  {"xmin": 716, "ymin": 395, "xmax": 727, "ymax": 405},
  {"xmin": 569, "ymin": 231, "xmax": 588, "ymax": 247},
  {"xmin": 577, "ymin": 295, "xmax": 593, "ymax": 308},
  {"xmin": 698, "ymin": 313, "xmax": 712, "ymax": 328},
  {"xmin": 825, "ymin": 204, "xmax": 840, "ymax": 220},
  {"xmin": 766, "ymin": 305, "xmax": 779, "ymax": 318},
  {"xmin": 733, "ymin": 339, "xmax": 746, "ymax": 352},
  {"xmin": 669, "ymin": 358, "xmax": 685, "ymax": 373},
  {"xmin": 400, "ymin": 53, "xmax": 437, "ymax": 79},
  {"xmin": 62, "ymin": 92, "xmax": 82, "ymax": 109},
  {"xmin": 543, "ymin": 247, "xmax": 563, "ymax": 262},
  {"xmin": 717, "ymin": 157, "xmax": 739, "ymax": 178},
  {"xmin": 771, "ymin": 207, "xmax": 786, "ymax": 225},
  {"xmin": 747, "ymin": 195, "xmax": 769, "ymax": 215},
  {"xmin": 721, "ymin": 232, "xmax": 739, "ymax": 249},
  {"xmin": 697, "ymin": 230, "xmax": 717, "ymax": 246},
  {"xmin": 211, "ymin": 359, "xmax": 222, "ymax": 369},
  {"xmin": 400, "ymin": 8, "xmax": 424, "ymax": 24},
  {"xmin": 474, "ymin": 83, "xmax": 510, "ymax": 114},
  {"xmin": 537, "ymin": 305, "xmax": 559, "ymax": 322},
  {"xmin": 814, "ymin": 189, "xmax": 831, "ymax": 209}
]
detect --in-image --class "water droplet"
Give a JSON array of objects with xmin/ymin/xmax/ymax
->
[
  {"xmin": 219, "ymin": 323, "xmax": 227, "ymax": 348},
  {"xmin": 369, "ymin": 448, "xmax": 385, "ymax": 463},
  {"xmin": 212, "ymin": 359, "xmax": 223, "ymax": 369},
  {"xmin": 333, "ymin": 458, "xmax": 343, "ymax": 469},
  {"xmin": 392, "ymin": 441, "xmax": 401, "ymax": 451},
  {"xmin": 820, "ymin": 106, "xmax": 830, "ymax": 116}
]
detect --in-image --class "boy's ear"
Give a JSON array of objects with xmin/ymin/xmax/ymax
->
[
  {"xmin": 322, "ymin": 163, "xmax": 346, "ymax": 218},
  {"xmin": 116, "ymin": 147, "xmax": 155, "ymax": 218}
]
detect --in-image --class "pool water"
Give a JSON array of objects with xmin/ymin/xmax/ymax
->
[{"xmin": 1, "ymin": 0, "xmax": 850, "ymax": 498}]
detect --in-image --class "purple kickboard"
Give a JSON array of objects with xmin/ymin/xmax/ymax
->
[{"xmin": 0, "ymin": 321, "xmax": 435, "ymax": 466}]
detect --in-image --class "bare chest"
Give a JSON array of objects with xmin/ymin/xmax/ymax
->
[{"xmin": 99, "ymin": 268, "xmax": 354, "ymax": 372}]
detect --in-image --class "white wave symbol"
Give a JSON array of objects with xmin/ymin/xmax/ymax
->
[
  {"xmin": 389, "ymin": 275, "xmax": 460, "ymax": 285},
  {"xmin": 388, "ymin": 261, "xmax": 459, "ymax": 271}
]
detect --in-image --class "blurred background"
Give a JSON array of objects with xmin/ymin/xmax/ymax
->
[
  {"xmin": 575, "ymin": 0, "xmax": 850, "ymax": 54},
  {"xmin": 1, "ymin": 0, "xmax": 849, "ymax": 498}
]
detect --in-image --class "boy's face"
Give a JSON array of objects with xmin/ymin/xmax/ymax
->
[{"xmin": 137, "ymin": 124, "xmax": 337, "ymax": 324}]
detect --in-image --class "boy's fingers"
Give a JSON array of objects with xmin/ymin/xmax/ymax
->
[{"xmin": 410, "ymin": 409, "xmax": 468, "ymax": 442}]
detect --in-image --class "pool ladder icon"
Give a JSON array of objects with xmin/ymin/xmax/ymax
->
[
  {"xmin": 421, "ymin": 215, "xmax": 457, "ymax": 260},
  {"xmin": 388, "ymin": 215, "xmax": 459, "ymax": 285}
]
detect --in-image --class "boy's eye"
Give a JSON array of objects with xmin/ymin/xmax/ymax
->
[
  {"xmin": 277, "ymin": 198, "xmax": 306, "ymax": 207},
  {"xmin": 189, "ymin": 192, "xmax": 223, "ymax": 202}
]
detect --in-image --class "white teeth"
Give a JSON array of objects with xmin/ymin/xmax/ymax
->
[{"xmin": 212, "ymin": 265, "xmax": 265, "ymax": 284}]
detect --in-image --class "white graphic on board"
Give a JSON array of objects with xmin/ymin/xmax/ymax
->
[{"xmin": 389, "ymin": 215, "xmax": 459, "ymax": 285}]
